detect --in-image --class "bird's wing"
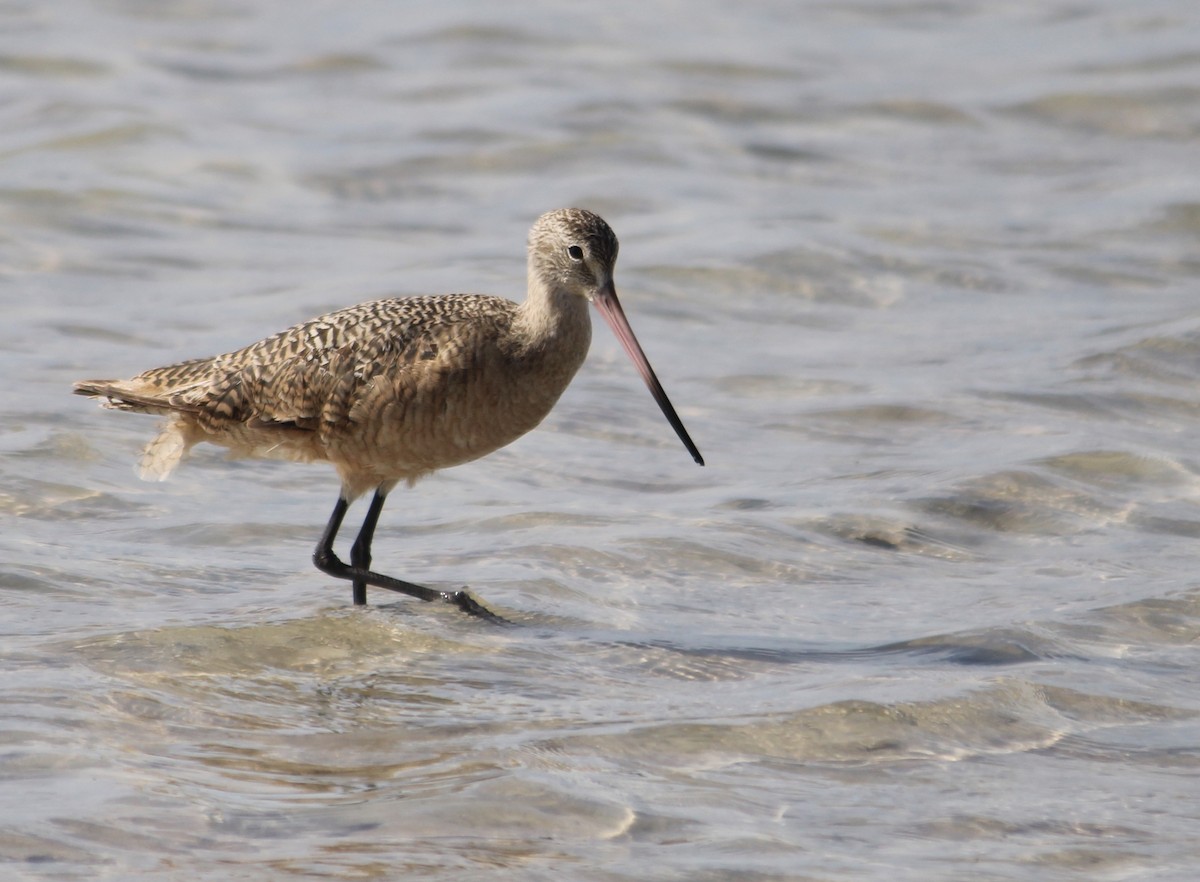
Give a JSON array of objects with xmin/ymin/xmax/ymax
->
[{"xmin": 113, "ymin": 295, "xmax": 517, "ymax": 431}]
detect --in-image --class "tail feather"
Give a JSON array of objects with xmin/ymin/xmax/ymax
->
[
  {"xmin": 74, "ymin": 380, "xmax": 200, "ymax": 481},
  {"xmin": 73, "ymin": 379, "xmax": 120, "ymax": 399},
  {"xmin": 73, "ymin": 379, "xmax": 197, "ymax": 415}
]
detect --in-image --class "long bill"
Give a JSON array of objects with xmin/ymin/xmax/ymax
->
[{"xmin": 591, "ymin": 281, "xmax": 704, "ymax": 466}]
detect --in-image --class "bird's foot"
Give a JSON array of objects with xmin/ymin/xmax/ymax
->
[{"xmin": 440, "ymin": 587, "xmax": 510, "ymax": 624}]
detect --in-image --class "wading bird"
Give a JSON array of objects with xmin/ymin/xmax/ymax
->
[{"xmin": 74, "ymin": 208, "xmax": 704, "ymax": 618}]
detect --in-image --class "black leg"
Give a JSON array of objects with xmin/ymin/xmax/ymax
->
[
  {"xmin": 313, "ymin": 495, "xmax": 352, "ymax": 577},
  {"xmin": 349, "ymin": 489, "xmax": 387, "ymax": 606},
  {"xmin": 312, "ymin": 492, "xmax": 505, "ymax": 622}
]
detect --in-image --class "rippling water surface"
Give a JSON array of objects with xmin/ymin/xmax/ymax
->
[{"xmin": 4, "ymin": 1, "xmax": 1200, "ymax": 879}]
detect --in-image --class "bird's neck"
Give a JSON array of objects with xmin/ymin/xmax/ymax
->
[{"xmin": 515, "ymin": 278, "xmax": 592, "ymax": 356}]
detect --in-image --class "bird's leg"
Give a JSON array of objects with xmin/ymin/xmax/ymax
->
[
  {"xmin": 313, "ymin": 494, "xmax": 352, "ymax": 576},
  {"xmin": 348, "ymin": 489, "xmax": 387, "ymax": 606},
  {"xmin": 312, "ymin": 493, "xmax": 505, "ymax": 622}
]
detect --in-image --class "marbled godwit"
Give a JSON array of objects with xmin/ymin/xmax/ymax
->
[{"xmin": 73, "ymin": 208, "xmax": 703, "ymax": 617}]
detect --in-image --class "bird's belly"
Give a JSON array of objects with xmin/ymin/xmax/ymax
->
[{"xmin": 327, "ymin": 352, "xmax": 581, "ymax": 493}]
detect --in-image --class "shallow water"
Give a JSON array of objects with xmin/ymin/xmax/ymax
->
[{"xmin": 4, "ymin": 1, "xmax": 1200, "ymax": 879}]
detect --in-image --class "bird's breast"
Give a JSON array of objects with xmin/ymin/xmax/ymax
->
[{"xmin": 327, "ymin": 310, "xmax": 591, "ymax": 484}]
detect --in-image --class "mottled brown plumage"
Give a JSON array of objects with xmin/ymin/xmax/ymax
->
[{"xmin": 73, "ymin": 208, "xmax": 702, "ymax": 615}]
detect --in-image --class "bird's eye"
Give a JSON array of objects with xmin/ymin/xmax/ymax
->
[{"xmin": 567, "ymin": 245, "xmax": 584, "ymax": 261}]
